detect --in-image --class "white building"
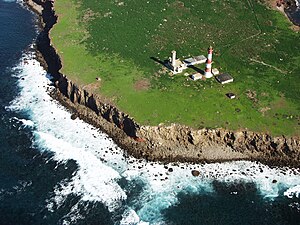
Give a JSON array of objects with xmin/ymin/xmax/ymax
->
[
  {"xmin": 212, "ymin": 68, "xmax": 220, "ymax": 76},
  {"xmin": 169, "ymin": 50, "xmax": 187, "ymax": 74},
  {"xmin": 183, "ymin": 55, "xmax": 207, "ymax": 66},
  {"xmin": 168, "ymin": 51, "xmax": 207, "ymax": 75},
  {"xmin": 215, "ymin": 73, "xmax": 234, "ymax": 84},
  {"xmin": 191, "ymin": 73, "xmax": 203, "ymax": 81}
]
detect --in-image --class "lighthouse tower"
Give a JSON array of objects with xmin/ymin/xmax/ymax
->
[
  {"xmin": 204, "ymin": 46, "xmax": 213, "ymax": 78},
  {"xmin": 171, "ymin": 50, "xmax": 176, "ymax": 67}
]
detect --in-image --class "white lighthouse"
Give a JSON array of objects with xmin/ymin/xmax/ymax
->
[
  {"xmin": 169, "ymin": 50, "xmax": 187, "ymax": 74},
  {"xmin": 204, "ymin": 46, "xmax": 213, "ymax": 78},
  {"xmin": 171, "ymin": 50, "xmax": 176, "ymax": 67}
]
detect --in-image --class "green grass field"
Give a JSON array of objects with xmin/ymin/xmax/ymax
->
[{"xmin": 51, "ymin": 0, "xmax": 300, "ymax": 136}]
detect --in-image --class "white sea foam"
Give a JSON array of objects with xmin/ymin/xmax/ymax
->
[
  {"xmin": 7, "ymin": 54, "xmax": 127, "ymax": 213},
  {"xmin": 12, "ymin": 117, "xmax": 34, "ymax": 128},
  {"xmin": 7, "ymin": 50, "xmax": 300, "ymax": 224},
  {"xmin": 120, "ymin": 209, "xmax": 146, "ymax": 225},
  {"xmin": 284, "ymin": 185, "xmax": 300, "ymax": 198}
]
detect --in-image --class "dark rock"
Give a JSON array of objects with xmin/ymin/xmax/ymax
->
[
  {"xmin": 192, "ymin": 170, "xmax": 200, "ymax": 177},
  {"xmin": 70, "ymin": 113, "xmax": 77, "ymax": 120}
]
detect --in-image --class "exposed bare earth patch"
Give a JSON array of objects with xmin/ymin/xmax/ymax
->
[
  {"xmin": 272, "ymin": 96, "xmax": 287, "ymax": 109},
  {"xmin": 259, "ymin": 107, "xmax": 271, "ymax": 116},
  {"xmin": 82, "ymin": 8, "xmax": 100, "ymax": 23},
  {"xmin": 291, "ymin": 24, "xmax": 300, "ymax": 32},
  {"xmin": 246, "ymin": 90, "xmax": 258, "ymax": 103},
  {"xmin": 134, "ymin": 79, "xmax": 151, "ymax": 91},
  {"xmin": 83, "ymin": 81, "xmax": 101, "ymax": 93}
]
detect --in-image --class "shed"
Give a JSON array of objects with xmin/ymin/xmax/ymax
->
[
  {"xmin": 184, "ymin": 57, "xmax": 196, "ymax": 65},
  {"xmin": 212, "ymin": 68, "xmax": 220, "ymax": 76},
  {"xmin": 184, "ymin": 55, "xmax": 207, "ymax": 66},
  {"xmin": 194, "ymin": 55, "xmax": 207, "ymax": 64},
  {"xmin": 215, "ymin": 73, "xmax": 234, "ymax": 84},
  {"xmin": 226, "ymin": 93, "xmax": 236, "ymax": 99},
  {"xmin": 191, "ymin": 73, "xmax": 202, "ymax": 81}
]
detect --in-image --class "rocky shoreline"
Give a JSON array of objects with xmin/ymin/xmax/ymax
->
[
  {"xmin": 265, "ymin": 0, "xmax": 300, "ymax": 30},
  {"xmin": 284, "ymin": 0, "xmax": 300, "ymax": 27},
  {"xmin": 25, "ymin": 0, "xmax": 300, "ymax": 168}
]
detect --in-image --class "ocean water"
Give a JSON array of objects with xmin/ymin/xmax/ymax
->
[
  {"xmin": 285, "ymin": 0, "xmax": 300, "ymax": 26},
  {"xmin": 1, "ymin": 1, "xmax": 300, "ymax": 225}
]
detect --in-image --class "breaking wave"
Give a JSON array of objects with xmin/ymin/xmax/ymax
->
[{"xmin": 6, "ymin": 49, "xmax": 300, "ymax": 224}]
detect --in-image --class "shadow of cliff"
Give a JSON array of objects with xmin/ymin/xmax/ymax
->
[{"xmin": 34, "ymin": 0, "xmax": 62, "ymax": 80}]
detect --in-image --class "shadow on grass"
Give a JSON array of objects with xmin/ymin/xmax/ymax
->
[
  {"xmin": 188, "ymin": 65, "xmax": 205, "ymax": 75},
  {"xmin": 150, "ymin": 57, "xmax": 205, "ymax": 75},
  {"xmin": 150, "ymin": 57, "xmax": 171, "ymax": 69}
]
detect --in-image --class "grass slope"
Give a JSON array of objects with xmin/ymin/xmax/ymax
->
[{"xmin": 51, "ymin": 0, "xmax": 300, "ymax": 136}]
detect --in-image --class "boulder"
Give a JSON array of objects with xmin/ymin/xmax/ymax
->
[{"xmin": 191, "ymin": 170, "xmax": 200, "ymax": 177}]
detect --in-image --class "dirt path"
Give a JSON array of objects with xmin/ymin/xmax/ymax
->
[{"xmin": 250, "ymin": 58, "xmax": 288, "ymax": 74}]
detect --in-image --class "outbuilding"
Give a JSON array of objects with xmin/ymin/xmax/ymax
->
[
  {"xmin": 226, "ymin": 93, "xmax": 236, "ymax": 99},
  {"xmin": 212, "ymin": 68, "xmax": 220, "ymax": 76},
  {"xmin": 191, "ymin": 73, "xmax": 202, "ymax": 81},
  {"xmin": 215, "ymin": 73, "xmax": 234, "ymax": 84},
  {"xmin": 184, "ymin": 55, "xmax": 207, "ymax": 66}
]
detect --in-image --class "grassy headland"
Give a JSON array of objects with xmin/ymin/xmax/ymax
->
[{"xmin": 50, "ymin": 0, "xmax": 300, "ymax": 136}]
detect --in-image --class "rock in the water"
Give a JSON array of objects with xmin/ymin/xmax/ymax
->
[
  {"xmin": 192, "ymin": 170, "xmax": 200, "ymax": 177},
  {"xmin": 71, "ymin": 113, "xmax": 78, "ymax": 120}
]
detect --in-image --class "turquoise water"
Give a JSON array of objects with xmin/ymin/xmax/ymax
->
[{"xmin": 0, "ymin": 1, "xmax": 300, "ymax": 224}]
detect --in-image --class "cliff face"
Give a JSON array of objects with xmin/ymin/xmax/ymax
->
[
  {"xmin": 138, "ymin": 125, "xmax": 300, "ymax": 166},
  {"xmin": 26, "ymin": 0, "xmax": 300, "ymax": 167},
  {"xmin": 28, "ymin": 0, "xmax": 62, "ymax": 78},
  {"xmin": 56, "ymin": 76, "xmax": 139, "ymax": 137}
]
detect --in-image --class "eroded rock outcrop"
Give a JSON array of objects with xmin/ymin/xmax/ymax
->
[{"xmin": 138, "ymin": 125, "xmax": 299, "ymax": 166}]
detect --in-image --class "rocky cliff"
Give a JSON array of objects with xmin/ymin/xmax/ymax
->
[{"xmin": 26, "ymin": 0, "xmax": 300, "ymax": 168}]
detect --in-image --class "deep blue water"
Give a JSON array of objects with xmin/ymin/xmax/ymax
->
[
  {"xmin": 0, "ymin": 1, "xmax": 300, "ymax": 225},
  {"xmin": 0, "ymin": 2, "xmax": 77, "ymax": 224},
  {"xmin": 285, "ymin": 0, "xmax": 300, "ymax": 26},
  {"xmin": 0, "ymin": 1, "xmax": 111, "ymax": 224}
]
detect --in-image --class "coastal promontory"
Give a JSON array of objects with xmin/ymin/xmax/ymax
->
[{"xmin": 26, "ymin": 0, "xmax": 300, "ymax": 167}]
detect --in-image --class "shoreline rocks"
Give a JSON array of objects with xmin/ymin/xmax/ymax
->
[
  {"xmin": 25, "ymin": 0, "xmax": 300, "ymax": 168},
  {"xmin": 266, "ymin": 0, "xmax": 300, "ymax": 28},
  {"xmin": 192, "ymin": 170, "xmax": 200, "ymax": 177}
]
